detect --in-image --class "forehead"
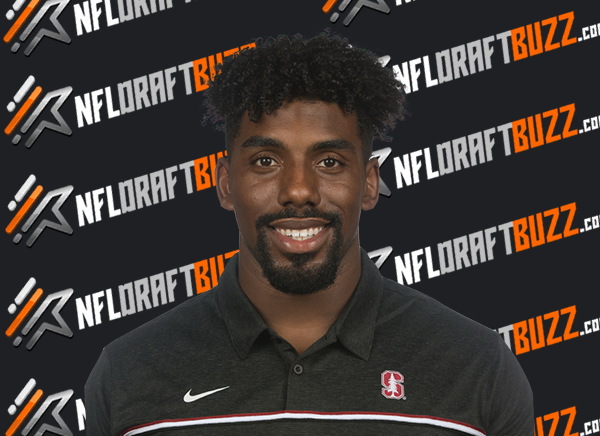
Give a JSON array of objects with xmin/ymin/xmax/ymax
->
[{"xmin": 232, "ymin": 100, "xmax": 362, "ymax": 155}]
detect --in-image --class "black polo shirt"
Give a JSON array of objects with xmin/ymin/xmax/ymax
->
[{"xmin": 85, "ymin": 248, "xmax": 534, "ymax": 436}]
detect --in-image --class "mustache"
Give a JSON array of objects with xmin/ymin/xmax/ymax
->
[{"xmin": 255, "ymin": 207, "xmax": 342, "ymax": 231}]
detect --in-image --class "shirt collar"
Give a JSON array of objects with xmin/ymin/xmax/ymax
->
[
  {"xmin": 331, "ymin": 247, "xmax": 384, "ymax": 360},
  {"xmin": 216, "ymin": 247, "xmax": 384, "ymax": 361}
]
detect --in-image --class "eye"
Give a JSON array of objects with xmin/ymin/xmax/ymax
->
[
  {"xmin": 317, "ymin": 157, "xmax": 342, "ymax": 168},
  {"xmin": 253, "ymin": 155, "xmax": 278, "ymax": 167}
]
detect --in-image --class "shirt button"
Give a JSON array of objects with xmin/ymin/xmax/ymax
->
[{"xmin": 293, "ymin": 364, "xmax": 303, "ymax": 375}]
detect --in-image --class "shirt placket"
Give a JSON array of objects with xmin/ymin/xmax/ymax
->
[{"xmin": 269, "ymin": 328, "xmax": 338, "ymax": 410}]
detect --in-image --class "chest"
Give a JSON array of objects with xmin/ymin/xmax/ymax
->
[{"xmin": 113, "ymin": 340, "xmax": 489, "ymax": 436}]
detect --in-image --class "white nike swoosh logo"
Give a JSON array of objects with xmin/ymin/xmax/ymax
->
[{"xmin": 183, "ymin": 386, "xmax": 229, "ymax": 403}]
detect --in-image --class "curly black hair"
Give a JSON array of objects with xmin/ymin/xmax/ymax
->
[{"xmin": 202, "ymin": 29, "xmax": 409, "ymax": 163}]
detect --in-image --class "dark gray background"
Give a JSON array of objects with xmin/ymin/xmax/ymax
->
[{"xmin": 2, "ymin": 0, "xmax": 598, "ymax": 433}]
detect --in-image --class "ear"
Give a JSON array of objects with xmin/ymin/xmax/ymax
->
[
  {"xmin": 362, "ymin": 157, "xmax": 380, "ymax": 211},
  {"xmin": 216, "ymin": 156, "xmax": 234, "ymax": 211}
]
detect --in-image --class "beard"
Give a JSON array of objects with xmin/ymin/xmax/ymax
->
[{"xmin": 250, "ymin": 207, "xmax": 345, "ymax": 295}]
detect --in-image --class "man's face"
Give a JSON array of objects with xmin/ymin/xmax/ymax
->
[{"xmin": 217, "ymin": 99, "xmax": 379, "ymax": 295}]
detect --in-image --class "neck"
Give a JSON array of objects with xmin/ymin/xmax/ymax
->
[{"xmin": 237, "ymin": 236, "xmax": 362, "ymax": 355}]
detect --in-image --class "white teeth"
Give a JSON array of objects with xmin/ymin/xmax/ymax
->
[{"xmin": 275, "ymin": 226, "xmax": 325, "ymax": 241}]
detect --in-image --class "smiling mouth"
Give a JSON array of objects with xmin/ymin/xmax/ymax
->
[{"xmin": 272, "ymin": 226, "xmax": 326, "ymax": 241}]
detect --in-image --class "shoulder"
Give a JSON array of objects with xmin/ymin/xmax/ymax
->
[
  {"xmin": 374, "ymin": 278, "xmax": 533, "ymax": 432},
  {"xmin": 376, "ymin": 277, "xmax": 503, "ymax": 356},
  {"xmin": 85, "ymin": 287, "xmax": 235, "ymax": 435},
  {"xmin": 104, "ymin": 288, "xmax": 224, "ymax": 364}
]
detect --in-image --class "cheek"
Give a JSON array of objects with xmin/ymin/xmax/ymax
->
[
  {"xmin": 323, "ymin": 181, "xmax": 364, "ymax": 224},
  {"xmin": 231, "ymin": 174, "xmax": 276, "ymax": 232},
  {"xmin": 235, "ymin": 176, "xmax": 277, "ymax": 210}
]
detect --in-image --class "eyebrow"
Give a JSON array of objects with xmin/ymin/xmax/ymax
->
[{"xmin": 240, "ymin": 136, "xmax": 357, "ymax": 153}]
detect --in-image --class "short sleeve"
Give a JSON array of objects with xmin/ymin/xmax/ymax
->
[
  {"xmin": 85, "ymin": 348, "xmax": 114, "ymax": 436},
  {"xmin": 486, "ymin": 333, "xmax": 535, "ymax": 436}
]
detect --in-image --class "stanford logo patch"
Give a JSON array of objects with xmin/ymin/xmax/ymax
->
[{"xmin": 381, "ymin": 370, "xmax": 405, "ymax": 400}]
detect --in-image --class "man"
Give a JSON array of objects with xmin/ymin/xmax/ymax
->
[{"xmin": 86, "ymin": 31, "xmax": 534, "ymax": 435}]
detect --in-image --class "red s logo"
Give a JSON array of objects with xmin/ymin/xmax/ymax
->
[{"xmin": 381, "ymin": 370, "xmax": 405, "ymax": 400}]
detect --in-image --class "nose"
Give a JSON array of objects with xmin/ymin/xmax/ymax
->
[{"xmin": 277, "ymin": 160, "xmax": 321, "ymax": 208}]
